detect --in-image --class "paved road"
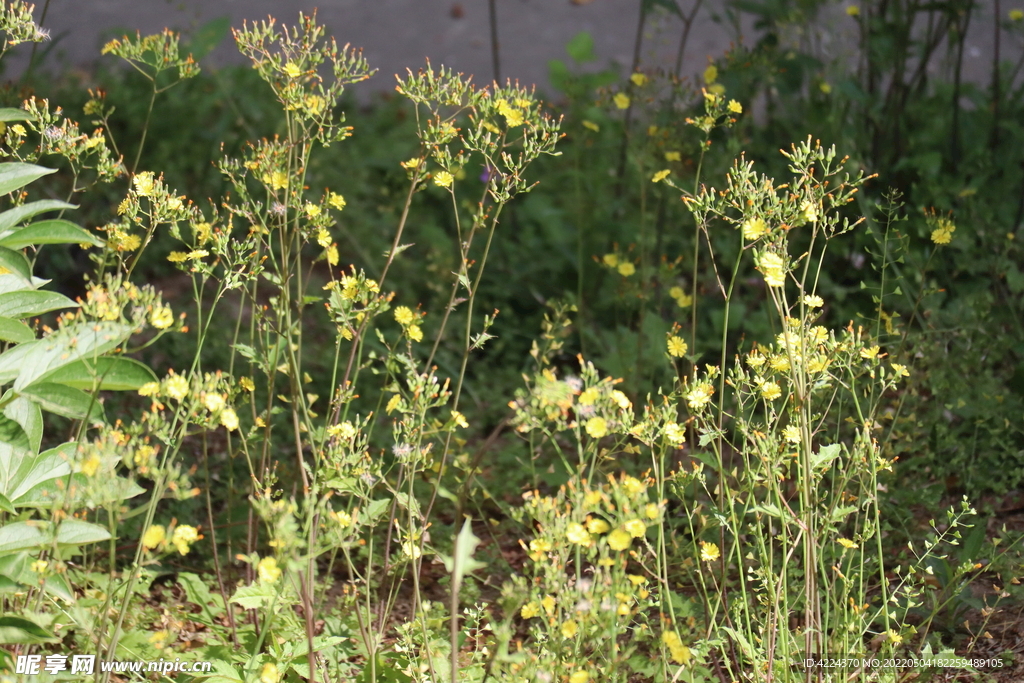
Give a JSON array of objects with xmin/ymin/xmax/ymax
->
[{"xmin": 5, "ymin": 1, "xmax": 1004, "ymax": 99}]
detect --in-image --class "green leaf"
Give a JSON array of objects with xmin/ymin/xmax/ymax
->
[
  {"xmin": 0, "ymin": 491, "xmax": 11, "ymax": 513},
  {"xmin": 35, "ymin": 356, "xmax": 157, "ymax": 391},
  {"xmin": 440, "ymin": 518, "xmax": 486, "ymax": 590},
  {"xmin": 812, "ymin": 443, "xmax": 843, "ymax": 471},
  {"xmin": 0, "ymin": 413, "xmax": 29, "ymax": 451},
  {"xmin": 0, "ymin": 109, "xmax": 29, "ymax": 123},
  {"xmin": 5, "ymin": 395, "xmax": 42, "ymax": 452},
  {"xmin": 0, "ymin": 290, "xmax": 77, "ymax": 319},
  {"xmin": 54, "ymin": 519, "xmax": 111, "ymax": 548},
  {"xmin": 0, "ymin": 522, "xmax": 45, "ymax": 554},
  {"xmin": 0, "ymin": 219, "xmax": 103, "ymax": 249},
  {"xmin": 229, "ymin": 582, "xmax": 276, "ymax": 609},
  {"xmin": 0, "ymin": 199, "xmax": 76, "ymax": 234},
  {"xmin": 0, "ymin": 316, "xmax": 34, "ymax": 343},
  {"xmin": 0, "ymin": 443, "xmax": 74, "ymax": 505},
  {"xmin": 178, "ymin": 572, "xmax": 226, "ymax": 627},
  {"xmin": 0, "ymin": 164, "xmax": 55, "ymax": 197},
  {"xmin": 0, "ymin": 615, "xmax": 58, "ymax": 644},
  {"xmin": 18, "ymin": 382, "xmax": 105, "ymax": 423},
  {"xmin": 0, "ymin": 321, "xmax": 133, "ymax": 390},
  {"xmin": 0, "ymin": 246, "xmax": 33, "ymax": 284},
  {"xmin": 566, "ymin": 32, "xmax": 596, "ymax": 63}
]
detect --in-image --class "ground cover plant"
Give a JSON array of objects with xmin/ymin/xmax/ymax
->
[{"xmin": 1, "ymin": 1, "xmax": 1024, "ymax": 682}]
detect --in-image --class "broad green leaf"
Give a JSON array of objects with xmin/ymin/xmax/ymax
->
[
  {"xmin": 36, "ymin": 356, "xmax": 156, "ymax": 391},
  {"xmin": 0, "ymin": 246, "xmax": 33, "ymax": 283},
  {"xmin": 0, "ymin": 316, "xmax": 34, "ymax": 343},
  {"xmin": 4, "ymin": 395, "xmax": 42, "ymax": 453},
  {"xmin": 0, "ymin": 412, "xmax": 29, "ymax": 451},
  {"xmin": 178, "ymin": 572, "xmax": 226, "ymax": 627},
  {"xmin": 0, "ymin": 552, "xmax": 72, "ymax": 601},
  {"xmin": 0, "ymin": 443, "xmax": 74, "ymax": 505},
  {"xmin": 0, "ymin": 521, "xmax": 45, "ymax": 554},
  {"xmin": 0, "ymin": 109, "xmax": 29, "ymax": 123},
  {"xmin": 0, "ymin": 219, "xmax": 103, "ymax": 249},
  {"xmin": 54, "ymin": 519, "xmax": 111, "ymax": 548},
  {"xmin": 0, "ymin": 290, "xmax": 77, "ymax": 319},
  {"xmin": 229, "ymin": 582, "xmax": 276, "ymax": 610},
  {"xmin": 0, "ymin": 199, "xmax": 75, "ymax": 234},
  {"xmin": 0, "ymin": 164, "xmax": 55, "ymax": 197},
  {"xmin": 18, "ymin": 382, "xmax": 105, "ymax": 423},
  {"xmin": 0, "ymin": 615, "xmax": 58, "ymax": 644},
  {"xmin": 0, "ymin": 322, "xmax": 133, "ymax": 390}
]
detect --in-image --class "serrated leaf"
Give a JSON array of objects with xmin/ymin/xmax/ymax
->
[
  {"xmin": 18, "ymin": 382, "xmax": 105, "ymax": 423},
  {"xmin": 0, "ymin": 219, "xmax": 103, "ymax": 249},
  {"xmin": 812, "ymin": 443, "xmax": 842, "ymax": 471},
  {"xmin": 0, "ymin": 164, "xmax": 55, "ymax": 197},
  {"xmin": 35, "ymin": 356, "xmax": 156, "ymax": 391},
  {"xmin": 0, "ymin": 290, "xmax": 76, "ymax": 320},
  {"xmin": 0, "ymin": 199, "xmax": 75, "ymax": 234}
]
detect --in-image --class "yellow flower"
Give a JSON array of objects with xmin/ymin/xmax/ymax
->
[
  {"xmin": 585, "ymin": 416, "xmax": 608, "ymax": 438},
  {"xmin": 501, "ymin": 107, "xmax": 524, "ymax": 127},
  {"xmin": 142, "ymin": 525, "xmax": 166, "ymax": 550},
  {"xmin": 760, "ymin": 381, "xmax": 782, "ymax": 400},
  {"xmin": 645, "ymin": 503, "xmax": 660, "ymax": 519},
  {"xmin": 265, "ymin": 170, "xmax": 288, "ymax": 190},
  {"xmin": 837, "ymin": 537, "xmax": 858, "ymax": 549},
  {"xmin": 630, "ymin": 72, "xmax": 648, "ymax": 86},
  {"xmin": 652, "ymin": 169, "xmax": 671, "ymax": 183},
  {"xmin": 221, "ymin": 408, "xmax": 239, "ymax": 431},
  {"xmin": 665, "ymin": 422, "xmax": 685, "ymax": 446},
  {"xmin": 607, "ymin": 528, "xmax": 632, "ymax": 551},
  {"xmin": 1012, "ymin": 9, "xmax": 1024, "ymax": 21},
  {"xmin": 664, "ymin": 151, "xmax": 681, "ymax": 162},
  {"xmin": 613, "ymin": 92, "xmax": 631, "ymax": 109},
  {"xmin": 675, "ymin": 292, "xmax": 693, "ymax": 307},
  {"xmin": 617, "ymin": 262, "xmax": 635, "ymax": 276},
  {"xmin": 407, "ymin": 324, "xmax": 423, "ymax": 342},
  {"xmin": 451, "ymin": 410, "xmax": 469, "ymax": 428},
  {"xmin": 566, "ymin": 522, "xmax": 592, "ymax": 546},
  {"xmin": 703, "ymin": 64, "xmax": 718, "ymax": 83},
  {"xmin": 622, "ymin": 475, "xmax": 645, "ymax": 496},
  {"xmin": 134, "ymin": 445, "xmax": 155, "ymax": 468},
  {"xmin": 542, "ymin": 594, "xmax": 556, "ymax": 614},
  {"xmin": 758, "ymin": 252, "xmax": 786, "ymax": 288},
  {"xmin": 891, "ymin": 363, "xmax": 910, "ymax": 377},
  {"xmin": 30, "ymin": 560, "xmax": 47, "ymax": 574},
  {"xmin": 602, "ymin": 253, "xmax": 619, "ymax": 268},
  {"xmin": 668, "ymin": 286, "xmax": 684, "ymax": 299},
  {"xmin": 133, "ymin": 172, "xmax": 155, "ymax": 197},
  {"xmin": 258, "ymin": 556, "xmax": 282, "ymax": 583},
  {"xmin": 770, "ymin": 354, "xmax": 790, "ymax": 372},
  {"xmin": 433, "ymin": 170, "xmax": 454, "ymax": 188},
  {"xmin": 394, "ymin": 306, "xmax": 415, "ymax": 326},
  {"xmin": 846, "ymin": 5, "xmax": 860, "ymax": 16},
  {"xmin": 699, "ymin": 540, "xmax": 720, "ymax": 562},
  {"xmin": 239, "ymin": 377, "xmax": 255, "ymax": 392},
  {"xmin": 800, "ymin": 200, "xmax": 819, "ymax": 224},
  {"xmin": 663, "ymin": 631, "xmax": 691, "ymax": 664},
  {"xmin": 887, "ymin": 629, "xmax": 902, "ymax": 645},
  {"xmin": 149, "ymin": 306, "xmax": 173, "ymax": 330},
  {"xmin": 578, "ymin": 387, "xmax": 600, "ymax": 405},
  {"xmin": 166, "ymin": 196, "xmax": 183, "ymax": 212},
  {"xmin": 305, "ymin": 202, "xmax": 321, "ymax": 218},
  {"xmin": 931, "ymin": 219, "xmax": 955, "ymax": 244},
  {"xmin": 172, "ymin": 525, "xmax": 199, "ymax": 555},
  {"xmin": 10, "ymin": 124, "xmax": 25, "ymax": 136},
  {"xmin": 611, "ymin": 390, "xmax": 631, "ymax": 409},
  {"xmin": 314, "ymin": 227, "xmax": 331, "ymax": 248},
  {"xmin": 386, "ymin": 394, "xmax": 402, "ymax": 414},
  {"xmin": 820, "ymin": 81, "xmax": 833, "ymax": 94},
  {"xmin": 581, "ymin": 119, "xmax": 600, "ymax": 132},
  {"xmin": 204, "ymin": 393, "xmax": 226, "ymax": 413},
  {"xmin": 624, "ymin": 519, "xmax": 646, "ymax": 538},
  {"xmin": 569, "ymin": 671, "xmax": 590, "ymax": 683},
  {"xmin": 520, "ymin": 602, "xmax": 540, "ymax": 619},
  {"xmin": 260, "ymin": 662, "xmax": 280, "ymax": 683},
  {"xmin": 328, "ymin": 192, "xmax": 346, "ymax": 210},
  {"xmin": 803, "ymin": 294, "xmax": 824, "ymax": 308},
  {"xmin": 686, "ymin": 383, "xmax": 714, "ymax": 411},
  {"xmin": 561, "ymin": 619, "xmax": 578, "ymax": 638},
  {"xmin": 728, "ymin": 99, "xmax": 743, "ymax": 113},
  {"xmin": 187, "ymin": 249, "xmax": 209, "ymax": 260},
  {"xmin": 667, "ymin": 336, "xmax": 688, "ymax": 358},
  {"xmin": 303, "ymin": 94, "xmax": 326, "ymax": 115},
  {"xmin": 138, "ymin": 381, "xmax": 160, "ymax": 397},
  {"xmin": 193, "ymin": 222, "xmax": 212, "ymax": 244},
  {"xmin": 80, "ymin": 453, "xmax": 101, "ymax": 477},
  {"xmin": 860, "ymin": 345, "xmax": 880, "ymax": 360},
  {"xmin": 782, "ymin": 425, "xmax": 801, "ymax": 443},
  {"xmin": 587, "ymin": 518, "xmax": 610, "ymax": 534},
  {"xmin": 283, "ymin": 62, "xmax": 302, "ymax": 78},
  {"xmin": 167, "ymin": 251, "xmax": 189, "ymax": 263},
  {"xmin": 742, "ymin": 216, "xmax": 767, "ymax": 240},
  {"xmin": 584, "ymin": 490, "xmax": 603, "ymax": 506},
  {"xmin": 165, "ymin": 375, "xmax": 189, "ymax": 401}
]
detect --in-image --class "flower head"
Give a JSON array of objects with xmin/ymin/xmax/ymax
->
[
  {"xmin": 607, "ymin": 528, "xmax": 632, "ymax": 551},
  {"xmin": 613, "ymin": 92, "xmax": 631, "ymax": 109},
  {"xmin": 142, "ymin": 525, "xmax": 165, "ymax": 550},
  {"xmin": 667, "ymin": 336, "xmax": 688, "ymax": 358},
  {"xmin": 585, "ymin": 416, "xmax": 608, "ymax": 438},
  {"xmin": 433, "ymin": 170, "xmax": 454, "ymax": 188},
  {"xmin": 699, "ymin": 540, "xmax": 720, "ymax": 562},
  {"xmin": 258, "ymin": 556, "xmax": 282, "ymax": 583}
]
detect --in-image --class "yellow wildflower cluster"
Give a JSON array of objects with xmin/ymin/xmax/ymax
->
[
  {"xmin": 393, "ymin": 305, "xmax": 423, "ymax": 342},
  {"xmin": 668, "ymin": 286, "xmax": 693, "ymax": 308}
]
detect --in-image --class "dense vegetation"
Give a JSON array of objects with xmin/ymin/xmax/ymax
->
[{"xmin": 1, "ymin": 1, "xmax": 1024, "ymax": 681}]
